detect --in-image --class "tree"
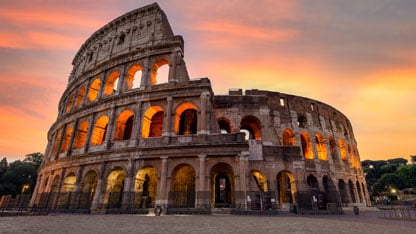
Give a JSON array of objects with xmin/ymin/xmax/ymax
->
[
  {"xmin": 23, "ymin": 152, "xmax": 43, "ymax": 168},
  {"xmin": 396, "ymin": 165, "xmax": 416, "ymax": 188},
  {"xmin": 373, "ymin": 173, "xmax": 404, "ymax": 194},
  {"xmin": 0, "ymin": 153, "xmax": 44, "ymax": 196},
  {"xmin": 387, "ymin": 158, "xmax": 408, "ymax": 166}
]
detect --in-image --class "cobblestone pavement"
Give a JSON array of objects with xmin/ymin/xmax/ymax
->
[{"xmin": 0, "ymin": 209, "xmax": 415, "ymax": 234}]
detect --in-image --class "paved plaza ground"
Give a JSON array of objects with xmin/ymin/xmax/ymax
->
[{"xmin": 1, "ymin": 208, "xmax": 415, "ymax": 234}]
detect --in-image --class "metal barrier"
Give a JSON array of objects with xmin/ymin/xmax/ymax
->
[{"xmin": 378, "ymin": 206, "xmax": 416, "ymax": 220}]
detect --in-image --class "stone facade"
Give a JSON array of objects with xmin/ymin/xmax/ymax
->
[{"xmin": 31, "ymin": 3, "xmax": 370, "ymax": 213}]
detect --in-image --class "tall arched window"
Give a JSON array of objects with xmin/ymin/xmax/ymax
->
[
  {"xmin": 73, "ymin": 120, "xmax": 89, "ymax": 149},
  {"xmin": 75, "ymin": 84, "xmax": 86, "ymax": 107},
  {"xmin": 65, "ymin": 92, "xmax": 75, "ymax": 113},
  {"xmin": 103, "ymin": 71, "xmax": 120, "ymax": 96},
  {"xmin": 218, "ymin": 117, "xmax": 231, "ymax": 134},
  {"xmin": 240, "ymin": 115, "xmax": 262, "ymax": 140},
  {"xmin": 142, "ymin": 106, "xmax": 164, "ymax": 138},
  {"xmin": 91, "ymin": 115, "xmax": 109, "ymax": 145},
  {"xmin": 52, "ymin": 129, "xmax": 63, "ymax": 156},
  {"xmin": 60, "ymin": 125, "xmax": 73, "ymax": 153},
  {"xmin": 114, "ymin": 110, "xmax": 134, "ymax": 141},
  {"xmin": 126, "ymin": 64, "xmax": 142, "ymax": 90},
  {"xmin": 282, "ymin": 128, "xmax": 295, "ymax": 146},
  {"xmin": 88, "ymin": 78, "xmax": 101, "ymax": 102},
  {"xmin": 174, "ymin": 103, "xmax": 198, "ymax": 135},
  {"xmin": 339, "ymin": 139, "xmax": 347, "ymax": 160},
  {"xmin": 315, "ymin": 133, "xmax": 328, "ymax": 160},
  {"xmin": 301, "ymin": 132, "xmax": 313, "ymax": 159},
  {"xmin": 151, "ymin": 59, "xmax": 169, "ymax": 85}
]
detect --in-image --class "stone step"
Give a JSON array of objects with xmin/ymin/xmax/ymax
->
[{"xmin": 210, "ymin": 208, "xmax": 232, "ymax": 215}]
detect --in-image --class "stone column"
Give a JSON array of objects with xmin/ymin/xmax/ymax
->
[
  {"xmin": 198, "ymin": 92, "xmax": 209, "ymax": 134},
  {"xmin": 122, "ymin": 159, "xmax": 135, "ymax": 210},
  {"xmin": 156, "ymin": 157, "xmax": 168, "ymax": 209},
  {"xmin": 69, "ymin": 166, "xmax": 84, "ymax": 209},
  {"xmin": 67, "ymin": 119, "xmax": 79, "ymax": 157},
  {"xmin": 91, "ymin": 163, "xmax": 106, "ymax": 212},
  {"xmin": 196, "ymin": 154, "xmax": 207, "ymax": 208},
  {"xmin": 52, "ymin": 169, "xmax": 67, "ymax": 209},
  {"xmin": 131, "ymin": 101, "xmax": 142, "ymax": 142},
  {"xmin": 84, "ymin": 113, "xmax": 96, "ymax": 153},
  {"xmin": 238, "ymin": 151, "xmax": 250, "ymax": 210},
  {"xmin": 162, "ymin": 96, "xmax": 173, "ymax": 136},
  {"xmin": 29, "ymin": 174, "xmax": 42, "ymax": 208},
  {"xmin": 141, "ymin": 57, "xmax": 151, "ymax": 88},
  {"xmin": 104, "ymin": 105, "xmax": 117, "ymax": 149}
]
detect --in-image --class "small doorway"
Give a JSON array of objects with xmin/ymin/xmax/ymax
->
[
  {"xmin": 210, "ymin": 163, "xmax": 234, "ymax": 208},
  {"xmin": 215, "ymin": 174, "xmax": 231, "ymax": 207}
]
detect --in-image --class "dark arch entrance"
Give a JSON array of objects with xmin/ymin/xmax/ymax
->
[{"xmin": 210, "ymin": 163, "xmax": 234, "ymax": 208}]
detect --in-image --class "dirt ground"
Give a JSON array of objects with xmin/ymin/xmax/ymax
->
[{"xmin": 0, "ymin": 208, "xmax": 415, "ymax": 234}]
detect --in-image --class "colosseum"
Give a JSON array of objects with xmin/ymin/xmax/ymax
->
[{"xmin": 30, "ymin": 3, "xmax": 370, "ymax": 214}]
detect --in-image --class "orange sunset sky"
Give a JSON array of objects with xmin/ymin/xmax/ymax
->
[{"xmin": 0, "ymin": 0, "xmax": 415, "ymax": 161}]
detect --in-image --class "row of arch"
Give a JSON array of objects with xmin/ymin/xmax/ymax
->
[
  {"xmin": 306, "ymin": 174, "xmax": 367, "ymax": 205},
  {"xmin": 37, "ymin": 160, "xmax": 304, "ymax": 210},
  {"xmin": 63, "ymin": 59, "xmax": 170, "ymax": 115},
  {"xmin": 35, "ymin": 159, "xmax": 367, "ymax": 210},
  {"xmin": 283, "ymin": 128, "xmax": 360, "ymax": 168},
  {"xmin": 50, "ymin": 103, "xmax": 198, "ymax": 158},
  {"xmin": 218, "ymin": 114, "xmax": 361, "ymax": 168}
]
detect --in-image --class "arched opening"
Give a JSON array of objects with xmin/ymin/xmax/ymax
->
[
  {"xmin": 79, "ymin": 170, "xmax": 98, "ymax": 209},
  {"xmin": 103, "ymin": 71, "xmax": 120, "ymax": 96},
  {"xmin": 339, "ymin": 139, "xmax": 347, "ymax": 160},
  {"xmin": 356, "ymin": 181, "xmax": 363, "ymax": 203},
  {"xmin": 307, "ymin": 175, "xmax": 319, "ymax": 193},
  {"xmin": 151, "ymin": 59, "xmax": 169, "ymax": 84},
  {"xmin": 65, "ymin": 92, "xmax": 75, "ymax": 113},
  {"xmin": 251, "ymin": 170, "xmax": 268, "ymax": 192},
  {"xmin": 297, "ymin": 115, "xmax": 307, "ymax": 128},
  {"xmin": 50, "ymin": 175, "xmax": 60, "ymax": 193},
  {"xmin": 282, "ymin": 128, "xmax": 295, "ymax": 146},
  {"xmin": 174, "ymin": 103, "xmax": 198, "ymax": 135},
  {"xmin": 361, "ymin": 182, "xmax": 367, "ymax": 205},
  {"xmin": 348, "ymin": 180, "xmax": 356, "ymax": 203},
  {"xmin": 126, "ymin": 64, "xmax": 142, "ymax": 90},
  {"xmin": 218, "ymin": 117, "xmax": 231, "ymax": 134},
  {"xmin": 104, "ymin": 167, "xmax": 126, "ymax": 209},
  {"xmin": 240, "ymin": 116, "xmax": 262, "ymax": 140},
  {"xmin": 118, "ymin": 33, "xmax": 125, "ymax": 45},
  {"xmin": 90, "ymin": 115, "xmax": 109, "ymax": 145},
  {"xmin": 49, "ymin": 175, "xmax": 60, "ymax": 209},
  {"xmin": 60, "ymin": 125, "xmax": 73, "ymax": 153},
  {"xmin": 75, "ymin": 84, "xmax": 86, "ymax": 107},
  {"xmin": 210, "ymin": 163, "xmax": 234, "ymax": 208},
  {"xmin": 301, "ymin": 132, "xmax": 313, "ymax": 159},
  {"xmin": 323, "ymin": 176, "xmax": 338, "ymax": 204},
  {"xmin": 73, "ymin": 120, "xmax": 89, "ymax": 149},
  {"xmin": 141, "ymin": 106, "xmax": 164, "ymax": 138},
  {"xmin": 114, "ymin": 110, "xmax": 134, "ymax": 141},
  {"xmin": 338, "ymin": 179, "xmax": 349, "ymax": 205},
  {"xmin": 52, "ymin": 129, "xmax": 63, "ymax": 156},
  {"xmin": 276, "ymin": 171, "xmax": 297, "ymax": 207},
  {"xmin": 315, "ymin": 133, "xmax": 328, "ymax": 160},
  {"xmin": 170, "ymin": 164, "xmax": 195, "ymax": 208},
  {"xmin": 88, "ymin": 78, "xmax": 101, "ymax": 102},
  {"xmin": 58, "ymin": 173, "xmax": 76, "ymax": 208},
  {"xmin": 134, "ymin": 166, "xmax": 158, "ymax": 208}
]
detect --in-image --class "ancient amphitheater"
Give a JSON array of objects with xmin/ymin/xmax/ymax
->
[{"xmin": 30, "ymin": 3, "xmax": 369, "ymax": 214}]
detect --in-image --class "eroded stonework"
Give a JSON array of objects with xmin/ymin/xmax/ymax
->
[{"xmin": 31, "ymin": 3, "xmax": 369, "ymax": 214}]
